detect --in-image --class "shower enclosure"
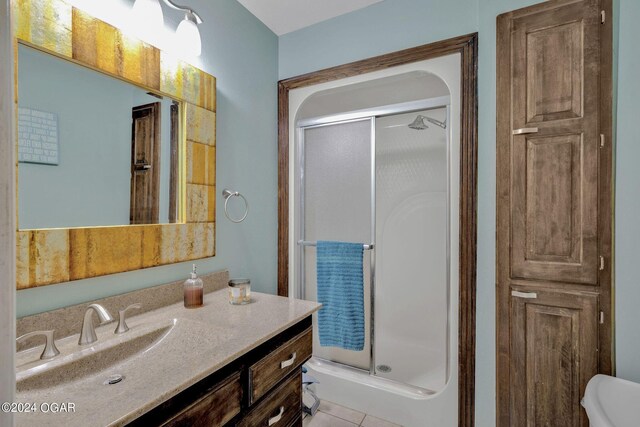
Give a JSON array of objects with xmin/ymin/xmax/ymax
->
[
  {"xmin": 281, "ymin": 48, "xmax": 473, "ymax": 427},
  {"xmin": 296, "ymin": 100, "xmax": 451, "ymax": 394}
]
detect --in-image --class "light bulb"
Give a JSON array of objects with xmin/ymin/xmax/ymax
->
[
  {"xmin": 176, "ymin": 16, "xmax": 202, "ymax": 57},
  {"xmin": 130, "ymin": 0, "xmax": 164, "ymax": 44}
]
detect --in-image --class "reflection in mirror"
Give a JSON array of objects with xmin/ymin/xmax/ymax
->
[{"xmin": 17, "ymin": 43, "xmax": 182, "ymax": 229}]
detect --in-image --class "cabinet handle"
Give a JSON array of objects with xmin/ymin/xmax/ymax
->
[
  {"xmin": 133, "ymin": 162, "xmax": 152, "ymax": 171},
  {"xmin": 268, "ymin": 406, "xmax": 285, "ymax": 426},
  {"xmin": 511, "ymin": 290, "xmax": 537, "ymax": 299},
  {"xmin": 280, "ymin": 352, "xmax": 297, "ymax": 369},
  {"xmin": 512, "ymin": 127, "xmax": 539, "ymax": 135}
]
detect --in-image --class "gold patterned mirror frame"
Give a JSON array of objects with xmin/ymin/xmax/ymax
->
[{"xmin": 13, "ymin": 0, "xmax": 216, "ymax": 289}]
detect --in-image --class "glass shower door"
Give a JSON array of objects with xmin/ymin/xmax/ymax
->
[
  {"xmin": 299, "ymin": 118, "xmax": 373, "ymax": 371},
  {"xmin": 374, "ymin": 109, "xmax": 449, "ymax": 391}
]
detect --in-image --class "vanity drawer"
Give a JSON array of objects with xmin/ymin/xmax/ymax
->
[
  {"xmin": 162, "ymin": 372, "xmax": 242, "ymax": 427},
  {"xmin": 249, "ymin": 327, "xmax": 312, "ymax": 404},
  {"xmin": 239, "ymin": 371, "xmax": 302, "ymax": 427}
]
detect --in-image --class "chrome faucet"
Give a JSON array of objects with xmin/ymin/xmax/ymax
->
[
  {"xmin": 16, "ymin": 330, "xmax": 60, "ymax": 360},
  {"xmin": 115, "ymin": 303, "xmax": 142, "ymax": 334},
  {"xmin": 79, "ymin": 304, "xmax": 114, "ymax": 345}
]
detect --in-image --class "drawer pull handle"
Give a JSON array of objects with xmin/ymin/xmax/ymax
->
[
  {"xmin": 280, "ymin": 352, "xmax": 297, "ymax": 369},
  {"xmin": 268, "ymin": 406, "xmax": 285, "ymax": 426},
  {"xmin": 512, "ymin": 127, "xmax": 539, "ymax": 135},
  {"xmin": 511, "ymin": 290, "xmax": 537, "ymax": 299}
]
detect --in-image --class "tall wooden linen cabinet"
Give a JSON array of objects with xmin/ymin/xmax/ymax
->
[{"xmin": 496, "ymin": 0, "xmax": 613, "ymax": 426}]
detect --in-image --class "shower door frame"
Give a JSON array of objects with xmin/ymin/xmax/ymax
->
[
  {"xmin": 296, "ymin": 115, "xmax": 376, "ymax": 302},
  {"xmin": 277, "ymin": 33, "xmax": 478, "ymax": 427},
  {"xmin": 296, "ymin": 99, "xmax": 452, "ymax": 382},
  {"xmin": 297, "ymin": 116, "xmax": 376, "ymax": 374}
]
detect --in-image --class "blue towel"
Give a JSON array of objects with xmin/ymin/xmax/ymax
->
[{"xmin": 316, "ymin": 241, "xmax": 365, "ymax": 351}]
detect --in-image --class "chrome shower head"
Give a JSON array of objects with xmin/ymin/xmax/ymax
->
[
  {"xmin": 408, "ymin": 115, "xmax": 429, "ymax": 130},
  {"xmin": 408, "ymin": 114, "xmax": 447, "ymax": 130}
]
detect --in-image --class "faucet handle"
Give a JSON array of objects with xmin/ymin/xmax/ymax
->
[
  {"xmin": 115, "ymin": 303, "xmax": 142, "ymax": 334},
  {"xmin": 16, "ymin": 330, "xmax": 60, "ymax": 360}
]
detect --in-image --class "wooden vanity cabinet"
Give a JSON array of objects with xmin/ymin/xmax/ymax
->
[
  {"xmin": 249, "ymin": 325, "xmax": 312, "ymax": 405},
  {"xmin": 129, "ymin": 316, "xmax": 312, "ymax": 427},
  {"xmin": 162, "ymin": 372, "xmax": 243, "ymax": 427},
  {"xmin": 509, "ymin": 286, "xmax": 599, "ymax": 426},
  {"xmin": 238, "ymin": 372, "xmax": 302, "ymax": 427}
]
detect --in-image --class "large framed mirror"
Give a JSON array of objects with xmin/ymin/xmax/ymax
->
[{"xmin": 14, "ymin": 0, "xmax": 217, "ymax": 289}]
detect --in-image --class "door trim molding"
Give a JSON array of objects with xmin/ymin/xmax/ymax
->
[
  {"xmin": 277, "ymin": 33, "xmax": 478, "ymax": 427},
  {"xmin": 0, "ymin": 0, "xmax": 16, "ymax": 421}
]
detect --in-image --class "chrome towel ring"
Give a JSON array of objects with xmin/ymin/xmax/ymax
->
[{"xmin": 222, "ymin": 188, "xmax": 248, "ymax": 223}]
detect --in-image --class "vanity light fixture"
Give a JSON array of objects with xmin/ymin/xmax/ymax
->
[
  {"xmin": 162, "ymin": 0, "xmax": 203, "ymax": 57},
  {"xmin": 131, "ymin": 0, "xmax": 203, "ymax": 57},
  {"xmin": 175, "ymin": 11, "xmax": 202, "ymax": 57},
  {"xmin": 131, "ymin": 0, "xmax": 164, "ymax": 34}
]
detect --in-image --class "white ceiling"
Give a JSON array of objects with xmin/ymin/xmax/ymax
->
[{"xmin": 236, "ymin": 0, "xmax": 384, "ymax": 36}]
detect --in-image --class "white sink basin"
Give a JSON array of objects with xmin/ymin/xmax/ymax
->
[
  {"xmin": 17, "ymin": 322, "xmax": 173, "ymax": 392},
  {"xmin": 582, "ymin": 374, "xmax": 640, "ymax": 427}
]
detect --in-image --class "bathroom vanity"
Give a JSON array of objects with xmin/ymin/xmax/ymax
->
[
  {"xmin": 15, "ymin": 287, "xmax": 320, "ymax": 427},
  {"xmin": 133, "ymin": 315, "xmax": 313, "ymax": 426}
]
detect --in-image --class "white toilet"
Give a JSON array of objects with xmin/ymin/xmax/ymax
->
[{"xmin": 582, "ymin": 374, "xmax": 640, "ymax": 427}]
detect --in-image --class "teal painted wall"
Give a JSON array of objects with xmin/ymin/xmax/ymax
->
[
  {"xmin": 614, "ymin": 0, "xmax": 640, "ymax": 384},
  {"xmin": 279, "ymin": 0, "xmax": 638, "ymax": 425},
  {"xmin": 278, "ymin": 0, "xmax": 479, "ymax": 80},
  {"xmin": 16, "ymin": 0, "xmax": 279, "ymax": 316}
]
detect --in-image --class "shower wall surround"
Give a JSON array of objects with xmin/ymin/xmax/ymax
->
[{"xmin": 283, "ymin": 50, "xmax": 467, "ymax": 427}]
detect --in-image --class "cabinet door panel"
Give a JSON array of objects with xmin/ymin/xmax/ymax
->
[
  {"xmin": 525, "ymin": 20, "xmax": 584, "ymax": 122},
  {"xmin": 512, "ymin": 1, "xmax": 600, "ymax": 129},
  {"xmin": 249, "ymin": 327, "xmax": 312, "ymax": 405},
  {"xmin": 510, "ymin": 0, "xmax": 600, "ymax": 285},
  {"xmin": 162, "ymin": 372, "xmax": 242, "ymax": 427},
  {"xmin": 239, "ymin": 372, "xmax": 302, "ymax": 427},
  {"xmin": 511, "ymin": 132, "xmax": 598, "ymax": 284},
  {"xmin": 510, "ymin": 288, "xmax": 598, "ymax": 427}
]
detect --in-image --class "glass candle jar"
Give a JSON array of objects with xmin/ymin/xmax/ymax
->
[{"xmin": 228, "ymin": 278, "xmax": 251, "ymax": 305}]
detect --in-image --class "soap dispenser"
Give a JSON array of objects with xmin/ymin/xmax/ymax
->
[{"xmin": 184, "ymin": 264, "xmax": 204, "ymax": 308}]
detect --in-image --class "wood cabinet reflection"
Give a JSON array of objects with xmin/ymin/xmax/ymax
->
[{"xmin": 18, "ymin": 44, "xmax": 182, "ymax": 229}]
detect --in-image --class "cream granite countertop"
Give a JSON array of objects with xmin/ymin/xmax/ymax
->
[{"xmin": 14, "ymin": 290, "xmax": 320, "ymax": 426}]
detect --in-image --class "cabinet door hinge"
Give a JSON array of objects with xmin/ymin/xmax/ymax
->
[
  {"xmin": 601, "ymin": 10, "xmax": 606, "ymax": 24},
  {"xmin": 599, "ymin": 256, "xmax": 605, "ymax": 271},
  {"xmin": 600, "ymin": 134, "xmax": 605, "ymax": 148},
  {"xmin": 599, "ymin": 311, "xmax": 605, "ymax": 324}
]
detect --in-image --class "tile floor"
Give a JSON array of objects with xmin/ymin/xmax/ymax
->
[{"xmin": 303, "ymin": 400, "xmax": 402, "ymax": 427}]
